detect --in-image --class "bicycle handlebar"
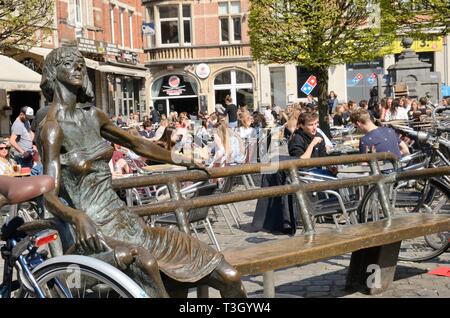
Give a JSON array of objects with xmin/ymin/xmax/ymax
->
[
  {"xmin": 431, "ymin": 106, "xmax": 450, "ymax": 123},
  {"xmin": 392, "ymin": 125, "xmax": 450, "ymax": 149}
]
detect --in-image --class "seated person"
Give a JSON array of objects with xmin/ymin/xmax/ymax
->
[
  {"xmin": 288, "ymin": 112, "xmax": 335, "ymax": 176},
  {"xmin": 109, "ymin": 144, "xmax": 131, "ymax": 176},
  {"xmin": 289, "ymin": 112, "xmax": 326, "ymax": 159},
  {"xmin": 140, "ymin": 120, "xmax": 155, "ymax": 139},
  {"xmin": 0, "ymin": 141, "xmax": 13, "ymax": 175},
  {"xmin": 332, "ymin": 104, "xmax": 345, "ymax": 127},
  {"xmin": 349, "ymin": 109, "xmax": 410, "ymax": 158}
]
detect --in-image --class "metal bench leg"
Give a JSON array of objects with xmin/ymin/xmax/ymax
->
[
  {"xmin": 202, "ymin": 219, "xmax": 221, "ymax": 251},
  {"xmin": 346, "ymin": 241, "xmax": 401, "ymax": 295},
  {"xmin": 221, "ymin": 205, "xmax": 240, "ymax": 228},
  {"xmin": 213, "ymin": 206, "xmax": 234, "ymax": 234},
  {"xmin": 190, "ymin": 224, "xmax": 200, "ymax": 239},
  {"xmin": 230, "ymin": 203, "xmax": 242, "ymax": 222},
  {"xmin": 197, "ymin": 285, "xmax": 209, "ymax": 298},
  {"xmin": 241, "ymin": 175, "xmax": 251, "ymax": 189},
  {"xmin": 248, "ymin": 174, "xmax": 257, "ymax": 188},
  {"xmin": 263, "ymin": 271, "xmax": 275, "ymax": 298}
]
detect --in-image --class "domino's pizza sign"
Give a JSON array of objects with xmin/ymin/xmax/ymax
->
[
  {"xmin": 300, "ymin": 75, "xmax": 317, "ymax": 95},
  {"xmin": 351, "ymin": 73, "xmax": 364, "ymax": 85},
  {"xmin": 367, "ymin": 73, "xmax": 377, "ymax": 85}
]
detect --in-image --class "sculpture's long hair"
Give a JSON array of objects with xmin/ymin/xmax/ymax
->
[{"xmin": 40, "ymin": 47, "xmax": 94, "ymax": 103}]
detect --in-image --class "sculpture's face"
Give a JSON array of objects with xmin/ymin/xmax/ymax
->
[{"xmin": 56, "ymin": 54, "xmax": 86, "ymax": 87}]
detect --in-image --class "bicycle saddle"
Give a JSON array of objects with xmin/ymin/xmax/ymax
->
[{"xmin": 0, "ymin": 175, "xmax": 55, "ymax": 204}]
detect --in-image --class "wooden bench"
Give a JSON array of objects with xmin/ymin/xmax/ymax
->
[{"xmin": 223, "ymin": 214, "xmax": 450, "ymax": 297}]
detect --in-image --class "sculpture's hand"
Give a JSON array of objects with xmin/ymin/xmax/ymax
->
[{"xmin": 73, "ymin": 214, "xmax": 105, "ymax": 254}]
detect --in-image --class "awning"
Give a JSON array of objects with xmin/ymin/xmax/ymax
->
[
  {"xmin": 28, "ymin": 47, "xmax": 99, "ymax": 69},
  {"xmin": 0, "ymin": 55, "xmax": 41, "ymax": 91},
  {"xmin": 96, "ymin": 64, "xmax": 149, "ymax": 78}
]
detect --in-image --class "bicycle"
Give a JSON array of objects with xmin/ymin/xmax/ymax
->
[
  {"xmin": 357, "ymin": 110, "xmax": 450, "ymax": 262},
  {"xmin": 0, "ymin": 175, "xmax": 148, "ymax": 298}
]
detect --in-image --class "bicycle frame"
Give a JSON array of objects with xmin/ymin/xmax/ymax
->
[{"xmin": 1, "ymin": 229, "xmax": 71, "ymax": 298}]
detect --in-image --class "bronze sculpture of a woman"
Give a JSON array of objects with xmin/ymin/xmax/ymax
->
[{"xmin": 38, "ymin": 46, "xmax": 246, "ymax": 298}]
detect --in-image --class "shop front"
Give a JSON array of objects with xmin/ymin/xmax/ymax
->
[
  {"xmin": 151, "ymin": 74, "xmax": 199, "ymax": 116},
  {"xmin": 0, "ymin": 55, "xmax": 42, "ymax": 136}
]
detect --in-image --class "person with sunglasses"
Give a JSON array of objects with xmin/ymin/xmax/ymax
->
[{"xmin": 0, "ymin": 142, "xmax": 13, "ymax": 175}]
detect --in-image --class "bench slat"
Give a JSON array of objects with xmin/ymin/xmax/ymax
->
[{"xmin": 223, "ymin": 214, "xmax": 450, "ymax": 275}]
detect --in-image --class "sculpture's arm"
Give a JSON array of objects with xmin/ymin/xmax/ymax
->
[{"xmin": 97, "ymin": 110, "xmax": 202, "ymax": 169}]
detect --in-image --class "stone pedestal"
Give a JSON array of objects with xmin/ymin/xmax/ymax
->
[{"xmin": 385, "ymin": 37, "xmax": 441, "ymax": 103}]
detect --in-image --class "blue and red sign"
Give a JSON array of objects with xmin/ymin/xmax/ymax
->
[
  {"xmin": 367, "ymin": 73, "xmax": 377, "ymax": 85},
  {"xmin": 351, "ymin": 73, "xmax": 363, "ymax": 85},
  {"xmin": 300, "ymin": 75, "xmax": 317, "ymax": 95}
]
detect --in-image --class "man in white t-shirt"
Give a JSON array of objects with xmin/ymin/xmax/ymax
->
[{"xmin": 9, "ymin": 106, "xmax": 35, "ymax": 168}]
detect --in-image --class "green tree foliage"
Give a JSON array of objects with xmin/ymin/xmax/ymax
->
[
  {"xmin": 248, "ymin": 0, "xmax": 447, "ymax": 133},
  {"xmin": 392, "ymin": 0, "xmax": 450, "ymax": 38},
  {"xmin": 0, "ymin": 0, "xmax": 54, "ymax": 53}
]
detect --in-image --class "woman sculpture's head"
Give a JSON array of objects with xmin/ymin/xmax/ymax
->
[{"xmin": 40, "ymin": 46, "xmax": 94, "ymax": 103}]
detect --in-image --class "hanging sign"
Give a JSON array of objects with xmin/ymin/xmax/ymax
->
[{"xmin": 300, "ymin": 75, "xmax": 317, "ymax": 95}]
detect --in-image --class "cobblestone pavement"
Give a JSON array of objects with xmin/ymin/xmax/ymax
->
[{"xmin": 191, "ymin": 185, "xmax": 450, "ymax": 298}]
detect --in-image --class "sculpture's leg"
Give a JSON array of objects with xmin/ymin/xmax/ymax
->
[
  {"xmin": 114, "ymin": 245, "xmax": 170, "ymax": 298},
  {"xmin": 199, "ymin": 259, "xmax": 247, "ymax": 298}
]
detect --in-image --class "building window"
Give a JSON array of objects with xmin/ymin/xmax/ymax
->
[
  {"xmin": 119, "ymin": 8, "xmax": 125, "ymax": 48},
  {"xmin": 110, "ymin": 5, "xmax": 115, "ymax": 43},
  {"xmin": 182, "ymin": 5, "xmax": 191, "ymax": 44},
  {"xmin": 129, "ymin": 11, "xmax": 134, "ymax": 49},
  {"xmin": 122, "ymin": 78, "xmax": 135, "ymax": 116},
  {"xmin": 214, "ymin": 70, "xmax": 253, "ymax": 108},
  {"xmin": 218, "ymin": 1, "xmax": 242, "ymax": 43},
  {"xmin": 158, "ymin": 4, "xmax": 191, "ymax": 45},
  {"xmin": 75, "ymin": 0, "xmax": 82, "ymax": 26}
]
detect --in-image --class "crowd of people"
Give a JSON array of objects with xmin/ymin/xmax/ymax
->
[
  {"xmin": 2, "ymin": 93, "xmax": 449, "ymax": 180},
  {"xmin": 104, "ymin": 92, "xmax": 450, "ymax": 178}
]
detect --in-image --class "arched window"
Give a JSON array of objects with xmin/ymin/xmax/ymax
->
[
  {"xmin": 214, "ymin": 70, "xmax": 253, "ymax": 108},
  {"xmin": 151, "ymin": 74, "xmax": 199, "ymax": 116}
]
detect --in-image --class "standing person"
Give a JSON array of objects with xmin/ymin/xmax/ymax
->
[
  {"xmin": 223, "ymin": 95, "xmax": 238, "ymax": 128},
  {"xmin": 38, "ymin": 47, "xmax": 246, "ymax": 298},
  {"xmin": 350, "ymin": 109, "xmax": 409, "ymax": 158},
  {"xmin": 9, "ymin": 106, "xmax": 35, "ymax": 168},
  {"xmin": 150, "ymin": 106, "xmax": 160, "ymax": 124},
  {"xmin": 327, "ymin": 91, "xmax": 339, "ymax": 114}
]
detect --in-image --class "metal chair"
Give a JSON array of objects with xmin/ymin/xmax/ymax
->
[
  {"xmin": 153, "ymin": 182, "xmax": 222, "ymax": 251},
  {"xmin": 297, "ymin": 171, "xmax": 360, "ymax": 227}
]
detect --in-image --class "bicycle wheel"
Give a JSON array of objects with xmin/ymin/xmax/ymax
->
[
  {"xmin": 358, "ymin": 178, "xmax": 450, "ymax": 262},
  {"xmin": 22, "ymin": 255, "xmax": 148, "ymax": 298}
]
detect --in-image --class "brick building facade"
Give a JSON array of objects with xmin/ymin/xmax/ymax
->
[
  {"xmin": 12, "ymin": 0, "xmax": 150, "ymax": 119},
  {"xmin": 142, "ymin": 0, "xmax": 257, "ymax": 116}
]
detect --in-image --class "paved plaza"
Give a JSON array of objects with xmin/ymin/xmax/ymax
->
[
  {"xmin": 1, "ymin": 184, "xmax": 448, "ymax": 298},
  {"xmin": 191, "ymin": 186, "xmax": 450, "ymax": 298}
]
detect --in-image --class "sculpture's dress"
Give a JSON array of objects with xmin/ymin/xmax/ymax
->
[{"xmin": 48, "ymin": 104, "xmax": 223, "ymax": 282}]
